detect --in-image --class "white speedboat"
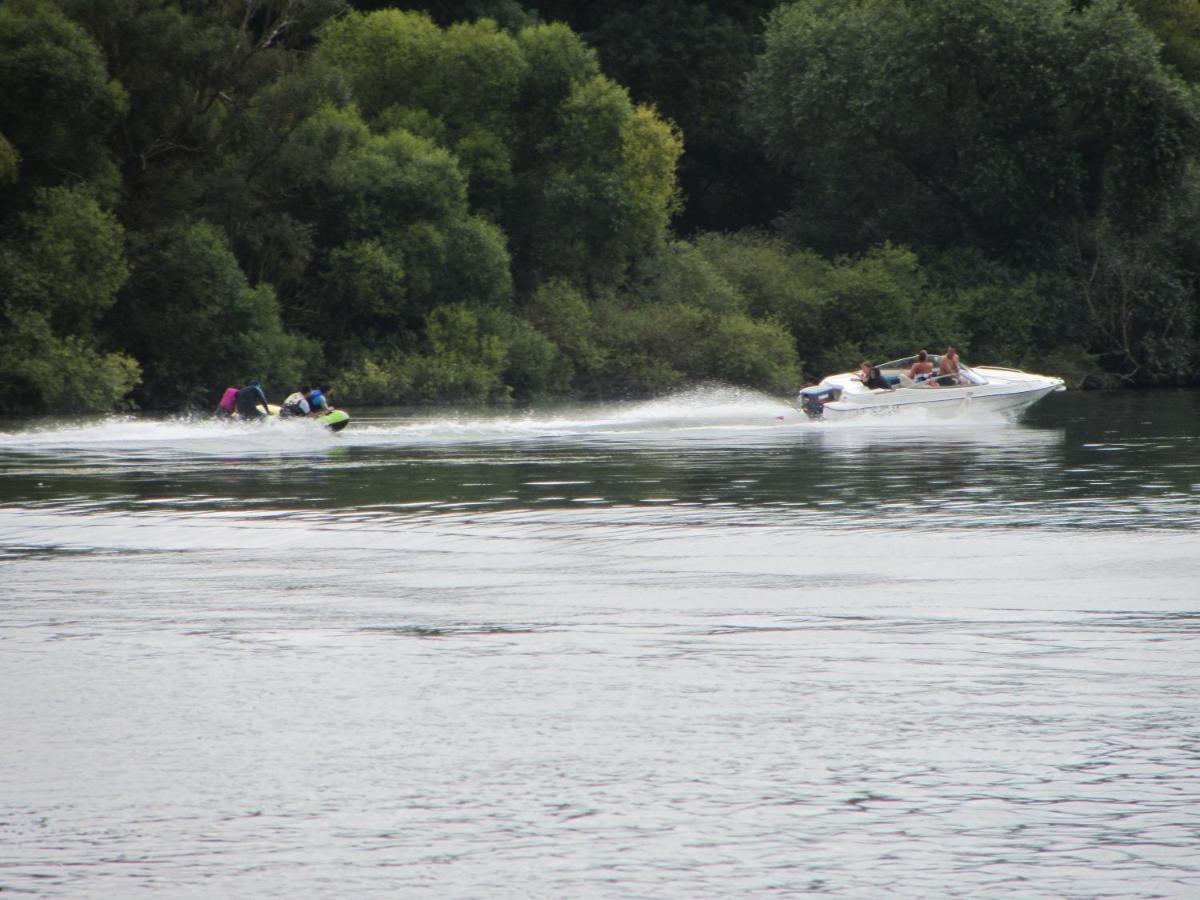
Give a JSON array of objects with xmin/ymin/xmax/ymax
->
[{"xmin": 798, "ymin": 355, "xmax": 1064, "ymax": 420}]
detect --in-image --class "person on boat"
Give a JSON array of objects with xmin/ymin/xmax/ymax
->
[
  {"xmin": 856, "ymin": 362, "xmax": 893, "ymax": 391},
  {"xmin": 937, "ymin": 346, "xmax": 961, "ymax": 385},
  {"xmin": 215, "ymin": 385, "xmax": 239, "ymax": 417},
  {"xmin": 307, "ymin": 383, "xmax": 334, "ymax": 415},
  {"xmin": 235, "ymin": 381, "xmax": 269, "ymax": 420},
  {"xmin": 279, "ymin": 385, "xmax": 313, "ymax": 418},
  {"xmin": 909, "ymin": 350, "xmax": 935, "ymax": 383}
]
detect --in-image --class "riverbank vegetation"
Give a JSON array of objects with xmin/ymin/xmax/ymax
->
[{"xmin": 2, "ymin": 0, "xmax": 1199, "ymax": 412}]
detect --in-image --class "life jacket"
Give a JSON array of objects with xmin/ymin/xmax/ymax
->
[{"xmin": 281, "ymin": 391, "xmax": 310, "ymax": 415}]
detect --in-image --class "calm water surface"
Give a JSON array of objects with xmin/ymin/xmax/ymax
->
[{"xmin": 1, "ymin": 388, "xmax": 1198, "ymax": 897}]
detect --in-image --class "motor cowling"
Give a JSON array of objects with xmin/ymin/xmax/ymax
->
[{"xmin": 798, "ymin": 385, "xmax": 842, "ymax": 419}]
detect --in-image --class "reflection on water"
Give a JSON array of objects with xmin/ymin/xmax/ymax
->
[{"xmin": 1, "ymin": 388, "xmax": 1199, "ymax": 896}]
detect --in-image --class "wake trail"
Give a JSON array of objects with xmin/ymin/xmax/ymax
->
[
  {"xmin": 0, "ymin": 384, "xmax": 1027, "ymax": 454},
  {"xmin": 0, "ymin": 386, "xmax": 803, "ymax": 452}
]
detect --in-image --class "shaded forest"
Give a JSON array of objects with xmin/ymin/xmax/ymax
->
[{"xmin": 2, "ymin": 0, "xmax": 1199, "ymax": 412}]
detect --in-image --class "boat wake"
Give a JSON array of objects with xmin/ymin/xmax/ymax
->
[
  {"xmin": 348, "ymin": 386, "xmax": 802, "ymax": 444},
  {"xmin": 0, "ymin": 384, "xmax": 1040, "ymax": 455}
]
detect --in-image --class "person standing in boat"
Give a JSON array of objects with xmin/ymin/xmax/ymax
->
[{"xmin": 235, "ymin": 381, "xmax": 269, "ymax": 420}]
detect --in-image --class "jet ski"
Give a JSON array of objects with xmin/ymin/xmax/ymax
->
[
  {"xmin": 271, "ymin": 404, "xmax": 350, "ymax": 432},
  {"xmin": 233, "ymin": 404, "xmax": 350, "ymax": 432}
]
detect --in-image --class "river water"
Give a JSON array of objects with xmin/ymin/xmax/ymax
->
[{"xmin": 1, "ymin": 387, "xmax": 1198, "ymax": 897}]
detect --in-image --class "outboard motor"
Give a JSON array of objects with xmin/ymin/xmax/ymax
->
[{"xmin": 798, "ymin": 384, "xmax": 842, "ymax": 419}]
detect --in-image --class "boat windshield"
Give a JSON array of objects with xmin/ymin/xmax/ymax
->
[
  {"xmin": 957, "ymin": 364, "xmax": 987, "ymax": 386},
  {"xmin": 876, "ymin": 356, "xmax": 988, "ymax": 385}
]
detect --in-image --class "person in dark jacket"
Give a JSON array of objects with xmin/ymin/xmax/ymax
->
[
  {"xmin": 857, "ymin": 362, "xmax": 893, "ymax": 391},
  {"xmin": 235, "ymin": 381, "xmax": 269, "ymax": 420}
]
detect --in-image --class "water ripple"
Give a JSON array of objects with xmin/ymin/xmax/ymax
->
[{"xmin": 2, "ymin": 391, "xmax": 1199, "ymax": 896}]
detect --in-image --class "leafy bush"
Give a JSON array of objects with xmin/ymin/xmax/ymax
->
[
  {"xmin": 0, "ymin": 310, "xmax": 140, "ymax": 412},
  {"xmin": 334, "ymin": 354, "xmax": 406, "ymax": 407},
  {"xmin": 0, "ymin": 186, "xmax": 139, "ymax": 411},
  {"xmin": 111, "ymin": 221, "xmax": 317, "ymax": 408}
]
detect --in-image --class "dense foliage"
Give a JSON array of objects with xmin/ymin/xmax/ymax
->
[{"xmin": 1, "ymin": 0, "xmax": 1199, "ymax": 412}]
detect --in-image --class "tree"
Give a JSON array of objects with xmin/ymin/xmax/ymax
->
[
  {"xmin": 56, "ymin": 0, "xmax": 345, "ymax": 233},
  {"xmin": 1127, "ymin": 0, "xmax": 1200, "ymax": 82},
  {"xmin": 0, "ymin": 134, "xmax": 20, "ymax": 188},
  {"xmin": 507, "ymin": 71, "xmax": 682, "ymax": 288},
  {"xmin": 276, "ymin": 104, "xmax": 513, "ymax": 361},
  {"xmin": 109, "ymin": 220, "xmax": 316, "ymax": 408},
  {"xmin": 0, "ymin": 0, "xmax": 127, "ymax": 205},
  {"xmin": 1054, "ymin": 218, "xmax": 1194, "ymax": 383},
  {"xmin": 0, "ymin": 187, "xmax": 139, "ymax": 410},
  {"xmin": 696, "ymin": 233, "xmax": 961, "ymax": 381},
  {"xmin": 532, "ymin": 0, "xmax": 785, "ymax": 233},
  {"xmin": 746, "ymin": 0, "xmax": 1200, "ymax": 256}
]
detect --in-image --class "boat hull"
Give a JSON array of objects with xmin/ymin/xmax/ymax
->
[
  {"xmin": 819, "ymin": 381, "xmax": 1060, "ymax": 421},
  {"xmin": 800, "ymin": 359, "xmax": 1065, "ymax": 422}
]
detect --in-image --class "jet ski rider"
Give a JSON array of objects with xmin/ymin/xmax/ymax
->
[
  {"xmin": 307, "ymin": 383, "xmax": 334, "ymax": 415},
  {"xmin": 279, "ymin": 385, "xmax": 314, "ymax": 418},
  {"xmin": 234, "ymin": 381, "xmax": 269, "ymax": 420}
]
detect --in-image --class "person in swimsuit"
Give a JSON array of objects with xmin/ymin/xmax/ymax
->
[
  {"xmin": 909, "ymin": 350, "xmax": 934, "ymax": 383},
  {"xmin": 937, "ymin": 346, "xmax": 960, "ymax": 385}
]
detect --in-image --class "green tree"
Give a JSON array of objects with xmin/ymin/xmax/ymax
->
[
  {"xmin": 532, "ymin": 0, "xmax": 785, "ymax": 233},
  {"xmin": 923, "ymin": 248, "xmax": 1043, "ymax": 367},
  {"xmin": 509, "ymin": 72, "xmax": 682, "ymax": 288},
  {"xmin": 694, "ymin": 231, "xmax": 828, "ymax": 362},
  {"xmin": 747, "ymin": 0, "xmax": 1200, "ymax": 255},
  {"xmin": 1053, "ymin": 218, "xmax": 1194, "ymax": 383},
  {"xmin": 56, "ymin": 0, "xmax": 345, "ymax": 231},
  {"xmin": 548, "ymin": 240, "xmax": 803, "ymax": 396},
  {"xmin": 403, "ymin": 303, "xmax": 509, "ymax": 402},
  {"xmin": 0, "ymin": 0, "xmax": 127, "ymax": 204},
  {"xmin": 110, "ymin": 220, "xmax": 316, "ymax": 408},
  {"xmin": 1127, "ymin": 0, "xmax": 1200, "ymax": 82},
  {"xmin": 317, "ymin": 7, "xmax": 528, "ymax": 215},
  {"xmin": 278, "ymin": 105, "xmax": 513, "ymax": 360},
  {"xmin": 355, "ymin": 0, "xmax": 536, "ymax": 31},
  {"xmin": 0, "ymin": 187, "xmax": 139, "ymax": 411},
  {"xmin": 319, "ymin": 11, "xmax": 681, "ymax": 292},
  {"xmin": 524, "ymin": 278, "xmax": 606, "ymax": 385},
  {"xmin": 0, "ymin": 134, "xmax": 19, "ymax": 187},
  {"xmin": 483, "ymin": 309, "xmax": 570, "ymax": 400}
]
